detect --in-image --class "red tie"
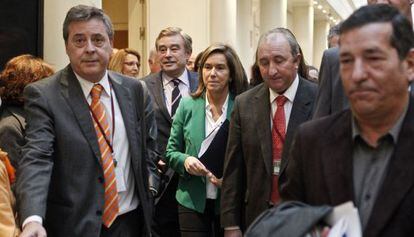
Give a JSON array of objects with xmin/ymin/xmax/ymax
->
[
  {"xmin": 90, "ymin": 84, "xmax": 119, "ymax": 227},
  {"xmin": 271, "ymin": 95, "xmax": 287, "ymax": 204}
]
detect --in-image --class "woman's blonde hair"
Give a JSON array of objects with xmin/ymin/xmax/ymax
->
[{"xmin": 108, "ymin": 48, "xmax": 141, "ymax": 74}]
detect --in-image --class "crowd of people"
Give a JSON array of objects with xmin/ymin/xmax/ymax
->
[{"xmin": 0, "ymin": 1, "xmax": 413, "ymax": 237}]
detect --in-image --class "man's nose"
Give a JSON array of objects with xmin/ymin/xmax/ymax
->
[
  {"xmin": 268, "ymin": 62, "xmax": 278, "ymax": 76},
  {"xmin": 85, "ymin": 39, "xmax": 96, "ymax": 53},
  {"xmin": 351, "ymin": 59, "xmax": 367, "ymax": 82},
  {"xmin": 165, "ymin": 48, "xmax": 172, "ymax": 57}
]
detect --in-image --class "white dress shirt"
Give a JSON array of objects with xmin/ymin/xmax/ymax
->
[
  {"xmin": 204, "ymin": 93, "xmax": 229, "ymax": 199},
  {"xmin": 76, "ymin": 71, "xmax": 138, "ymax": 215},
  {"xmin": 269, "ymin": 74, "xmax": 299, "ymax": 130},
  {"xmin": 162, "ymin": 69, "xmax": 191, "ymax": 116}
]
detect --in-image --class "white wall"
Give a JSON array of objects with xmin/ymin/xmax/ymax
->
[
  {"xmin": 147, "ymin": 0, "xmax": 210, "ymax": 59},
  {"xmin": 43, "ymin": 0, "xmax": 102, "ymax": 71},
  {"xmin": 313, "ymin": 20, "xmax": 329, "ymax": 68}
]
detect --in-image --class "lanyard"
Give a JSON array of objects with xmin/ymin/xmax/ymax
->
[{"xmin": 89, "ymin": 82, "xmax": 116, "ymax": 153}]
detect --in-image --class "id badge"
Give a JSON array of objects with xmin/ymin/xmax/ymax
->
[
  {"xmin": 273, "ymin": 160, "xmax": 281, "ymax": 176},
  {"xmin": 115, "ymin": 166, "xmax": 127, "ymax": 192}
]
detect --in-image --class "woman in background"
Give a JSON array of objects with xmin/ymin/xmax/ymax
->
[
  {"xmin": 0, "ymin": 148, "xmax": 19, "ymax": 237},
  {"xmin": 165, "ymin": 43, "xmax": 248, "ymax": 237},
  {"xmin": 108, "ymin": 48, "xmax": 141, "ymax": 78},
  {"xmin": 0, "ymin": 54, "xmax": 54, "ymax": 168}
]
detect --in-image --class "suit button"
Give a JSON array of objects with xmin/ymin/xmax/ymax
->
[
  {"xmin": 96, "ymin": 210, "xmax": 102, "ymax": 216},
  {"xmin": 98, "ymin": 177, "xmax": 104, "ymax": 183}
]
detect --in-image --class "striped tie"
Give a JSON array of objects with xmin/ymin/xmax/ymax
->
[
  {"xmin": 90, "ymin": 84, "xmax": 119, "ymax": 228},
  {"xmin": 171, "ymin": 78, "xmax": 182, "ymax": 117}
]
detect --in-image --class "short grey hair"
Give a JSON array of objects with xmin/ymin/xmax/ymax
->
[
  {"xmin": 257, "ymin": 27, "xmax": 300, "ymax": 57},
  {"xmin": 63, "ymin": 5, "xmax": 114, "ymax": 43},
  {"xmin": 155, "ymin": 27, "xmax": 193, "ymax": 54}
]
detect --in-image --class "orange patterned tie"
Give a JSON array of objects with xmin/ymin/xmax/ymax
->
[{"xmin": 90, "ymin": 84, "xmax": 119, "ymax": 228}]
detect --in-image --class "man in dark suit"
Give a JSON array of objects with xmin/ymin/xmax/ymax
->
[
  {"xmin": 281, "ymin": 5, "xmax": 414, "ymax": 237},
  {"xmin": 220, "ymin": 28, "xmax": 317, "ymax": 236},
  {"xmin": 313, "ymin": 0, "xmax": 413, "ymax": 119},
  {"xmin": 142, "ymin": 27, "xmax": 198, "ymax": 237},
  {"xmin": 17, "ymin": 5, "xmax": 158, "ymax": 237}
]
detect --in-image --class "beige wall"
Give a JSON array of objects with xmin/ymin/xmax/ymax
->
[
  {"xmin": 292, "ymin": 1, "xmax": 314, "ymax": 65},
  {"xmin": 103, "ymin": 0, "xmax": 128, "ymax": 30},
  {"xmin": 43, "ymin": 0, "xmax": 102, "ymax": 71},
  {"xmin": 147, "ymin": 0, "xmax": 210, "ymax": 61},
  {"xmin": 313, "ymin": 20, "xmax": 330, "ymax": 69}
]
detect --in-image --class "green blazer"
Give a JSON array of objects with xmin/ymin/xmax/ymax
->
[{"xmin": 165, "ymin": 94, "xmax": 234, "ymax": 213}]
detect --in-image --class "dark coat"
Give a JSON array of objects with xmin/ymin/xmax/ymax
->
[
  {"xmin": 16, "ymin": 66, "xmax": 158, "ymax": 236},
  {"xmin": 281, "ymin": 98, "xmax": 414, "ymax": 237},
  {"xmin": 220, "ymin": 77, "xmax": 318, "ymax": 230}
]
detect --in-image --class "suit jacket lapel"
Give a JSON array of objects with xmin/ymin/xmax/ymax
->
[
  {"xmin": 321, "ymin": 111, "xmax": 354, "ymax": 204},
  {"xmin": 365, "ymin": 98, "xmax": 414, "ymax": 236},
  {"xmin": 108, "ymin": 72, "xmax": 139, "ymax": 161},
  {"xmin": 254, "ymin": 85, "xmax": 273, "ymax": 176},
  {"xmin": 60, "ymin": 66, "xmax": 101, "ymax": 163},
  {"xmin": 281, "ymin": 77, "xmax": 315, "ymax": 173},
  {"xmin": 148, "ymin": 72, "xmax": 171, "ymax": 123},
  {"xmin": 189, "ymin": 97, "xmax": 206, "ymax": 155}
]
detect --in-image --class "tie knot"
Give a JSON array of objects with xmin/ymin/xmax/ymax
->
[
  {"xmin": 276, "ymin": 95, "xmax": 287, "ymax": 106},
  {"xmin": 172, "ymin": 78, "xmax": 180, "ymax": 87},
  {"xmin": 91, "ymin": 84, "xmax": 104, "ymax": 99}
]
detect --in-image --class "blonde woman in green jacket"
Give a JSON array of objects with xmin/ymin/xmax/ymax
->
[{"xmin": 165, "ymin": 43, "xmax": 248, "ymax": 237}]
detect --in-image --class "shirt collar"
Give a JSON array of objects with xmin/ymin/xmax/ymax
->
[
  {"xmin": 75, "ymin": 71, "xmax": 111, "ymax": 98},
  {"xmin": 162, "ymin": 69, "xmax": 190, "ymax": 87},
  {"xmin": 205, "ymin": 93, "xmax": 230, "ymax": 114},
  {"xmin": 352, "ymin": 103, "xmax": 409, "ymax": 144},
  {"xmin": 269, "ymin": 74, "xmax": 299, "ymax": 104}
]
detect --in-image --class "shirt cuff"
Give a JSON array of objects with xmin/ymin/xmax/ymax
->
[
  {"xmin": 224, "ymin": 226, "xmax": 240, "ymax": 230},
  {"xmin": 23, "ymin": 215, "xmax": 43, "ymax": 228}
]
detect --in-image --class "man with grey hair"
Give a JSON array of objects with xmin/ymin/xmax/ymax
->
[
  {"xmin": 327, "ymin": 23, "xmax": 341, "ymax": 48},
  {"xmin": 220, "ymin": 27, "xmax": 317, "ymax": 236},
  {"xmin": 148, "ymin": 47, "xmax": 161, "ymax": 74},
  {"xmin": 142, "ymin": 27, "xmax": 198, "ymax": 237},
  {"xmin": 17, "ymin": 5, "xmax": 158, "ymax": 237}
]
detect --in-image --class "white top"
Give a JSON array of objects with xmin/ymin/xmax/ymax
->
[
  {"xmin": 76, "ymin": 71, "xmax": 138, "ymax": 215},
  {"xmin": 269, "ymin": 74, "xmax": 299, "ymax": 130},
  {"xmin": 162, "ymin": 69, "xmax": 191, "ymax": 116},
  {"xmin": 204, "ymin": 93, "xmax": 229, "ymax": 199}
]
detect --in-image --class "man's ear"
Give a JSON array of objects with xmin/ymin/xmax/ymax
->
[
  {"xmin": 294, "ymin": 53, "xmax": 301, "ymax": 69},
  {"xmin": 405, "ymin": 49, "xmax": 414, "ymax": 82}
]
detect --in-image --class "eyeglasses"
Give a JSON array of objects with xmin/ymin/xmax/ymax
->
[{"xmin": 123, "ymin": 61, "xmax": 141, "ymax": 68}]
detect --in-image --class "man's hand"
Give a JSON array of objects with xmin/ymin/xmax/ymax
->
[
  {"xmin": 184, "ymin": 156, "xmax": 208, "ymax": 176},
  {"xmin": 224, "ymin": 229, "xmax": 242, "ymax": 237},
  {"xmin": 157, "ymin": 159, "xmax": 167, "ymax": 173},
  {"xmin": 20, "ymin": 222, "xmax": 47, "ymax": 237}
]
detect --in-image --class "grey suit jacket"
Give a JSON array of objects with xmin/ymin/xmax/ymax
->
[
  {"xmin": 142, "ymin": 70, "xmax": 198, "ymax": 200},
  {"xmin": 16, "ymin": 66, "xmax": 158, "ymax": 236},
  {"xmin": 281, "ymin": 97, "xmax": 414, "ymax": 237},
  {"xmin": 0, "ymin": 106, "xmax": 26, "ymax": 168},
  {"xmin": 220, "ymin": 77, "xmax": 317, "ymax": 230},
  {"xmin": 312, "ymin": 47, "xmax": 348, "ymax": 119}
]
